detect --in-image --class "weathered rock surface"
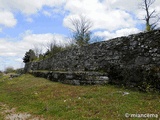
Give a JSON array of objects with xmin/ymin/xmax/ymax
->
[
  {"xmin": 25, "ymin": 30, "xmax": 160, "ymax": 91},
  {"xmin": 31, "ymin": 71, "xmax": 109, "ymax": 85}
]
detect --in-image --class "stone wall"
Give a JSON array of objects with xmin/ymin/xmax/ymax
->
[
  {"xmin": 25, "ymin": 30, "xmax": 160, "ymax": 91},
  {"xmin": 31, "ymin": 71, "xmax": 109, "ymax": 85}
]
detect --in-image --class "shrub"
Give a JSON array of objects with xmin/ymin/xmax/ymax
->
[
  {"xmin": 4, "ymin": 67, "xmax": 15, "ymax": 74},
  {"xmin": 23, "ymin": 49, "xmax": 37, "ymax": 63}
]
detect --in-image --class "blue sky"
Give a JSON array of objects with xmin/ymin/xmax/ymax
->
[
  {"xmin": 0, "ymin": 10, "xmax": 69, "ymax": 38},
  {"xmin": 0, "ymin": 0, "xmax": 160, "ymax": 71}
]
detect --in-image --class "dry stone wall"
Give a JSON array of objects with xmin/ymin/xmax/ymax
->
[
  {"xmin": 31, "ymin": 71, "xmax": 109, "ymax": 85},
  {"xmin": 25, "ymin": 30, "xmax": 160, "ymax": 91}
]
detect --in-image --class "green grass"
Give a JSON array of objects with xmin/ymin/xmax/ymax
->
[{"xmin": 0, "ymin": 74, "xmax": 160, "ymax": 120}]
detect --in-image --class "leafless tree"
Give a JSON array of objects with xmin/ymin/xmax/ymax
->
[
  {"xmin": 42, "ymin": 38, "xmax": 64, "ymax": 58},
  {"xmin": 141, "ymin": 0, "xmax": 160, "ymax": 31},
  {"xmin": 33, "ymin": 44, "xmax": 43, "ymax": 57},
  {"xmin": 69, "ymin": 15, "xmax": 93, "ymax": 46}
]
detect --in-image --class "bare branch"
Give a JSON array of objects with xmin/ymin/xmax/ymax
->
[
  {"xmin": 149, "ymin": 10, "xmax": 156, "ymax": 18},
  {"xmin": 140, "ymin": 0, "xmax": 159, "ymax": 31},
  {"xmin": 68, "ymin": 15, "xmax": 93, "ymax": 46}
]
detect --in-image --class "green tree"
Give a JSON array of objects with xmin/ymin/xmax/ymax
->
[
  {"xmin": 69, "ymin": 15, "xmax": 92, "ymax": 46},
  {"xmin": 23, "ymin": 49, "xmax": 36, "ymax": 63},
  {"xmin": 38, "ymin": 54, "xmax": 44, "ymax": 60}
]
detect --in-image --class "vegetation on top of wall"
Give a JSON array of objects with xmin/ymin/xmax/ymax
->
[
  {"xmin": 42, "ymin": 44, "xmax": 66, "ymax": 60},
  {"xmin": 23, "ymin": 49, "xmax": 37, "ymax": 63},
  {"xmin": 23, "ymin": 44, "xmax": 72, "ymax": 63}
]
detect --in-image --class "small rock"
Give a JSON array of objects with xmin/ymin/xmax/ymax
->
[{"xmin": 122, "ymin": 92, "xmax": 130, "ymax": 96}]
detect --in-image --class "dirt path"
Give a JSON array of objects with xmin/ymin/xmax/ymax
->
[{"xmin": 0, "ymin": 102, "xmax": 44, "ymax": 120}]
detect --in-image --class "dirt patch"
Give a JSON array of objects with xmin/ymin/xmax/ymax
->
[{"xmin": 0, "ymin": 102, "xmax": 44, "ymax": 120}]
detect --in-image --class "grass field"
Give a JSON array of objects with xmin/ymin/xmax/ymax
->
[{"xmin": 0, "ymin": 74, "xmax": 160, "ymax": 120}]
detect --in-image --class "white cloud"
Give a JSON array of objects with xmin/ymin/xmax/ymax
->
[
  {"xmin": 103, "ymin": 0, "xmax": 139, "ymax": 11},
  {"xmin": 42, "ymin": 7, "xmax": 65, "ymax": 18},
  {"xmin": 0, "ymin": 0, "xmax": 66, "ymax": 32},
  {"xmin": 64, "ymin": 0, "xmax": 160, "ymax": 31},
  {"xmin": 43, "ymin": 10, "xmax": 52, "ymax": 17},
  {"xmin": 0, "ymin": 10, "xmax": 17, "ymax": 27},
  {"xmin": 0, "ymin": 0, "xmax": 43, "ymax": 15},
  {"xmin": 63, "ymin": 0, "xmax": 137, "ymax": 31},
  {"xmin": 94, "ymin": 28, "xmax": 141, "ymax": 40},
  {"xmin": 0, "ymin": 0, "xmax": 159, "ymax": 30},
  {"xmin": 0, "ymin": 0, "xmax": 65, "ymax": 15},
  {"xmin": 22, "ymin": 32, "xmax": 69, "ymax": 47},
  {"xmin": 26, "ymin": 18, "xmax": 33, "ymax": 23},
  {"xmin": 0, "ymin": 31, "xmax": 70, "ymax": 58}
]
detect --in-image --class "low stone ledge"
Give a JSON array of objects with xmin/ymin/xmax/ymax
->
[
  {"xmin": 30, "ymin": 71, "xmax": 109, "ymax": 85},
  {"xmin": 10, "ymin": 74, "xmax": 21, "ymax": 78}
]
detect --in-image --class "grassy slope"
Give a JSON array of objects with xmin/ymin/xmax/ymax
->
[{"xmin": 0, "ymin": 74, "xmax": 160, "ymax": 120}]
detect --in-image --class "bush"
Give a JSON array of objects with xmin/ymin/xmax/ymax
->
[
  {"xmin": 4, "ymin": 67, "xmax": 15, "ymax": 74},
  {"xmin": 15, "ymin": 68, "xmax": 24, "ymax": 74},
  {"xmin": 45, "ymin": 44, "xmax": 64, "ymax": 58},
  {"xmin": 23, "ymin": 49, "xmax": 37, "ymax": 63}
]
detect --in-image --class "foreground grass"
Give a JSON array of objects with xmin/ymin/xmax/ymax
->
[{"xmin": 0, "ymin": 74, "xmax": 160, "ymax": 120}]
